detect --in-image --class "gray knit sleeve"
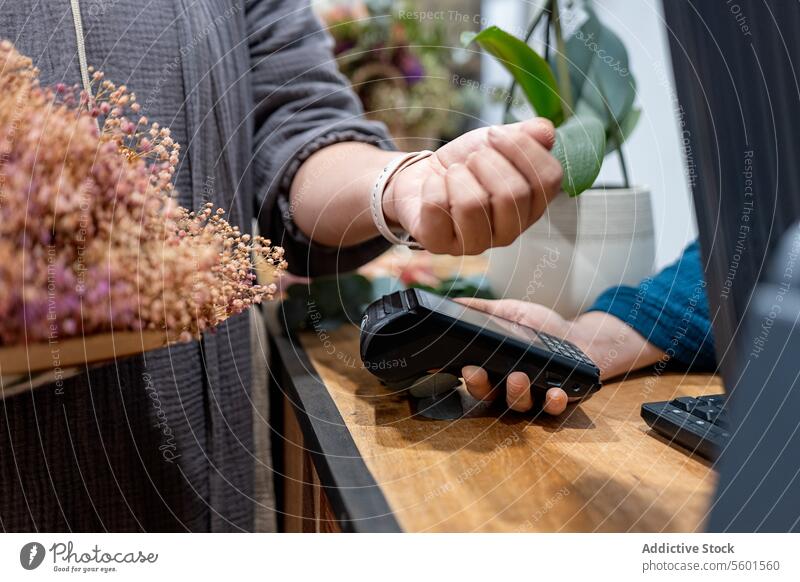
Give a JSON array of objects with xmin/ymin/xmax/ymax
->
[{"xmin": 246, "ymin": 0, "xmax": 395, "ymax": 276}]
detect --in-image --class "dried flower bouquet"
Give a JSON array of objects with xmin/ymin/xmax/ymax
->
[{"xmin": 0, "ymin": 41, "xmax": 287, "ymax": 378}]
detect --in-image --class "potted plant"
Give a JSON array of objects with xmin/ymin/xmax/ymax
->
[{"xmin": 468, "ymin": 0, "xmax": 655, "ymax": 318}]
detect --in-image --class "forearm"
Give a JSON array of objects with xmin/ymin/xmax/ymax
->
[
  {"xmin": 570, "ymin": 311, "xmax": 666, "ymax": 381},
  {"xmin": 290, "ymin": 142, "xmax": 400, "ymax": 247},
  {"xmin": 585, "ymin": 242, "xmax": 716, "ymax": 371}
]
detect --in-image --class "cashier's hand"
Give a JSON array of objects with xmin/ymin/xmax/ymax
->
[
  {"xmin": 457, "ymin": 298, "xmax": 575, "ymax": 415},
  {"xmin": 456, "ymin": 298, "xmax": 668, "ymax": 416},
  {"xmin": 383, "ymin": 118, "xmax": 563, "ymax": 255}
]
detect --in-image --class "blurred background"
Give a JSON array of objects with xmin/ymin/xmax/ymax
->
[{"xmin": 312, "ymin": 0, "xmax": 696, "ymax": 271}]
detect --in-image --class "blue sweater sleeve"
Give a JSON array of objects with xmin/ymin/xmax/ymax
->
[{"xmin": 587, "ymin": 241, "xmax": 717, "ymax": 370}]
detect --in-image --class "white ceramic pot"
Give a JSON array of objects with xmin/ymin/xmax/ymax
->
[{"xmin": 486, "ymin": 186, "xmax": 656, "ymax": 319}]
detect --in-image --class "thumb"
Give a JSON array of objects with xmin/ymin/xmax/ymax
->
[
  {"xmin": 455, "ymin": 297, "xmax": 568, "ymax": 336},
  {"xmin": 508, "ymin": 118, "xmax": 557, "ymax": 150},
  {"xmin": 455, "ymin": 297, "xmax": 523, "ymax": 320}
]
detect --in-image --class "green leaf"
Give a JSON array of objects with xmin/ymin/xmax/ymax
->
[
  {"xmin": 580, "ymin": 68, "xmax": 636, "ymax": 131},
  {"xmin": 551, "ymin": 6, "xmax": 637, "ymax": 143},
  {"xmin": 573, "ymin": 13, "xmax": 636, "ymax": 130},
  {"xmin": 473, "ymin": 26, "xmax": 564, "ymax": 126},
  {"xmin": 282, "ymin": 274, "xmax": 375, "ymax": 331},
  {"xmin": 605, "ymin": 106, "xmax": 641, "ymax": 155},
  {"xmin": 556, "ymin": 9, "xmax": 603, "ymax": 105},
  {"xmin": 552, "ymin": 115, "xmax": 606, "ymax": 196}
]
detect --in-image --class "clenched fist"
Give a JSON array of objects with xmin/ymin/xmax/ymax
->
[{"xmin": 383, "ymin": 118, "xmax": 563, "ymax": 255}]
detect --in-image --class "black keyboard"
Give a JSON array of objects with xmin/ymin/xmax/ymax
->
[
  {"xmin": 536, "ymin": 331, "xmax": 598, "ymax": 369},
  {"xmin": 641, "ymin": 394, "xmax": 731, "ymax": 461}
]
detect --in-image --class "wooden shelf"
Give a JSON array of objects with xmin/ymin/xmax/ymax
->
[{"xmin": 0, "ymin": 330, "xmax": 169, "ymax": 398}]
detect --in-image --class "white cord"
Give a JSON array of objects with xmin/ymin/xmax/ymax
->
[
  {"xmin": 370, "ymin": 150, "xmax": 433, "ymax": 249},
  {"xmin": 69, "ymin": 0, "xmax": 92, "ymax": 97}
]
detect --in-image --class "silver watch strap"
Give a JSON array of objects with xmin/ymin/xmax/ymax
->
[{"xmin": 370, "ymin": 150, "xmax": 433, "ymax": 249}]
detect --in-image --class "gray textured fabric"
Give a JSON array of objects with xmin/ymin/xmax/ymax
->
[{"xmin": 0, "ymin": 0, "xmax": 392, "ymax": 532}]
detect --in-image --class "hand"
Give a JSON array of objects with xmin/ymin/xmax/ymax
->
[
  {"xmin": 383, "ymin": 118, "xmax": 563, "ymax": 255},
  {"xmin": 455, "ymin": 298, "xmax": 666, "ymax": 416}
]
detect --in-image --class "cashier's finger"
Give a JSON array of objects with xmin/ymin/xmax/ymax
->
[
  {"xmin": 506, "ymin": 371, "xmax": 533, "ymax": 412},
  {"xmin": 543, "ymin": 386, "xmax": 569, "ymax": 415},
  {"xmin": 462, "ymin": 365, "xmax": 497, "ymax": 401}
]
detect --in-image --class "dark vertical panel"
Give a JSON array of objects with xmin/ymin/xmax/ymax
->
[
  {"xmin": 663, "ymin": 0, "xmax": 800, "ymax": 382},
  {"xmin": 663, "ymin": 0, "xmax": 800, "ymax": 532}
]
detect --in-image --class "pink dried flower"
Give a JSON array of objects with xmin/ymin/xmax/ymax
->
[{"xmin": 0, "ymin": 41, "xmax": 287, "ymax": 346}]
